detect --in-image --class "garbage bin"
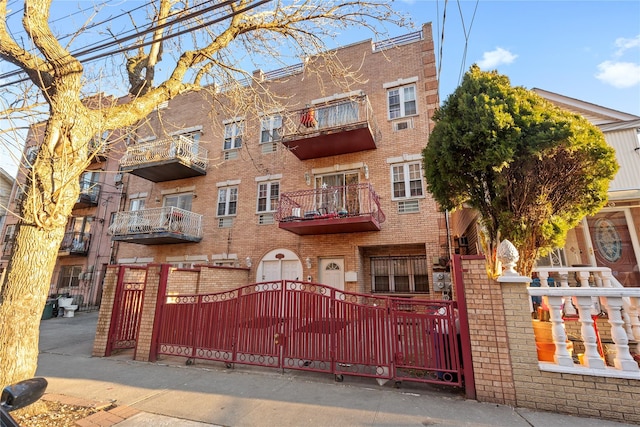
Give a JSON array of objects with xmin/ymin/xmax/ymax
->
[{"xmin": 41, "ymin": 299, "xmax": 55, "ymax": 320}]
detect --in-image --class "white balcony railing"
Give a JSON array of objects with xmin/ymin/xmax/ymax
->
[
  {"xmin": 109, "ymin": 207, "xmax": 203, "ymax": 239},
  {"xmin": 529, "ymin": 267, "xmax": 640, "ymax": 379},
  {"xmin": 120, "ymin": 135, "xmax": 208, "ymax": 170}
]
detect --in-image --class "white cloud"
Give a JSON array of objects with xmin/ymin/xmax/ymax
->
[
  {"xmin": 614, "ymin": 35, "xmax": 640, "ymax": 57},
  {"xmin": 476, "ymin": 47, "xmax": 518, "ymax": 69},
  {"xmin": 595, "ymin": 61, "xmax": 640, "ymax": 88}
]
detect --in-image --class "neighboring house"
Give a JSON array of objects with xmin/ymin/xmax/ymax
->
[
  {"xmin": 107, "ymin": 23, "xmax": 451, "ymax": 299},
  {"xmin": 0, "ymin": 167, "xmax": 15, "ymax": 285},
  {"xmin": 0, "ymin": 98, "xmax": 126, "ymax": 310},
  {"xmin": 450, "ymin": 89, "xmax": 640, "ymax": 287},
  {"xmin": 0, "ymin": 167, "xmax": 14, "ymax": 235}
]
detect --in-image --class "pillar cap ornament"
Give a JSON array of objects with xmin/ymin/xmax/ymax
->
[{"xmin": 497, "ymin": 239, "xmax": 519, "ymax": 276}]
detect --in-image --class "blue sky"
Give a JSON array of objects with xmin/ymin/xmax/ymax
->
[
  {"xmin": 385, "ymin": 0, "xmax": 640, "ymax": 116},
  {"xmin": 2, "ymin": 0, "xmax": 639, "ymax": 177}
]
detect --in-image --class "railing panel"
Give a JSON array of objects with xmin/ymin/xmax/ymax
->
[
  {"xmin": 109, "ymin": 207, "xmax": 203, "ymax": 239},
  {"xmin": 276, "ymin": 183, "xmax": 385, "ymax": 224},
  {"xmin": 120, "ymin": 135, "xmax": 208, "ymax": 169},
  {"xmin": 530, "ymin": 267, "xmax": 640, "ymax": 378},
  {"xmin": 281, "ymin": 94, "xmax": 380, "ymax": 143}
]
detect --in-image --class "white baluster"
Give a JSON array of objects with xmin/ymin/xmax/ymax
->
[
  {"xmin": 628, "ymin": 296, "xmax": 640, "ymax": 352},
  {"xmin": 574, "ymin": 295, "xmax": 605, "ymax": 369},
  {"xmin": 547, "ymin": 296, "xmax": 573, "ymax": 367},
  {"xmin": 559, "ymin": 270, "xmax": 577, "ymax": 317},
  {"xmin": 601, "ymin": 296, "xmax": 639, "ymax": 371}
]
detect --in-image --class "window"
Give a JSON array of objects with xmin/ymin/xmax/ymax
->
[
  {"xmin": 257, "ymin": 182, "xmax": 279, "ymax": 213},
  {"xmin": 58, "ymin": 265, "xmax": 83, "ymax": 288},
  {"xmin": 223, "ymin": 120, "xmax": 243, "ymax": 150},
  {"xmin": 387, "ymin": 85, "xmax": 416, "ymax": 119},
  {"xmin": 129, "ymin": 198, "xmax": 146, "ymax": 211},
  {"xmin": 371, "ymin": 256, "xmax": 429, "ymax": 293},
  {"xmin": 260, "ymin": 115, "xmax": 282, "ymax": 143},
  {"xmin": 24, "ymin": 146, "xmax": 38, "ymax": 167},
  {"xmin": 217, "ymin": 187, "xmax": 238, "ymax": 216},
  {"xmin": 314, "ymin": 172, "xmax": 359, "ymax": 214},
  {"xmin": 175, "ymin": 130, "xmax": 201, "ymax": 143},
  {"xmin": 164, "ymin": 193, "xmax": 192, "ymax": 211},
  {"xmin": 79, "ymin": 171, "xmax": 100, "ymax": 198},
  {"xmin": 391, "ymin": 162, "xmax": 423, "ymax": 200}
]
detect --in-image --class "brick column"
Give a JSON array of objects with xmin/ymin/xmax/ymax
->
[
  {"xmin": 459, "ymin": 256, "xmax": 517, "ymax": 405},
  {"xmin": 92, "ymin": 265, "xmax": 120, "ymax": 357},
  {"xmin": 134, "ymin": 264, "xmax": 165, "ymax": 362}
]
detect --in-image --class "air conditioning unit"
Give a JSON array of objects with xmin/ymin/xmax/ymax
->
[{"xmin": 393, "ymin": 118, "xmax": 414, "ymax": 132}]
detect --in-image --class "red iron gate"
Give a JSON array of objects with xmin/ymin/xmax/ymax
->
[
  {"xmin": 105, "ymin": 266, "xmax": 146, "ymax": 356},
  {"xmin": 152, "ymin": 280, "xmax": 462, "ymax": 386}
]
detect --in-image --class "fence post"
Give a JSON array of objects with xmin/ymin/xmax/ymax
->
[{"xmin": 92, "ymin": 265, "xmax": 122, "ymax": 357}]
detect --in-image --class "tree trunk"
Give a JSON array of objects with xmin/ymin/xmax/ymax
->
[
  {"xmin": 0, "ymin": 119, "xmax": 87, "ymax": 387},
  {"xmin": 0, "ymin": 225, "xmax": 65, "ymax": 387}
]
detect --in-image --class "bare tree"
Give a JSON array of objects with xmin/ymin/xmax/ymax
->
[{"xmin": 0, "ymin": 0, "xmax": 407, "ymax": 387}]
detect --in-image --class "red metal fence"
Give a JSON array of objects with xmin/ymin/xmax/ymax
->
[
  {"xmin": 105, "ymin": 266, "xmax": 146, "ymax": 356},
  {"xmin": 152, "ymin": 280, "xmax": 462, "ymax": 386}
]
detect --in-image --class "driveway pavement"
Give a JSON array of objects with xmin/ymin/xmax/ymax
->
[{"xmin": 35, "ymin": 311, "xmax": 636, "ymax": 427}]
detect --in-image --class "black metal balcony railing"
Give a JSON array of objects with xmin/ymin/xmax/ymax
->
[
  {"xmin": 75, "ymin": 184, "xmax": 101, "ymax": 208},
  {"xmin": 59, "ymin": 231, "xmax": 91, "ymax": 256},
  {"xmin": 280, "ymin": 94, "xmax": 380, "ymax": 160},
  {"xmin": 2, "ymin": 240, "xmax": 14, "ymax": 258},
  {"xmin": 109, "ymin": 206, "xmax": 203, "ymax": 245},
  {"xmin": 276, "ymin": 183, "xmax": 385, "ymax": 235}
]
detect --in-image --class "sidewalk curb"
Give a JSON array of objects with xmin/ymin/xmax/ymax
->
[{"xmin": 41, "ymin": 394, "xmax": 140, "ymax": 427}]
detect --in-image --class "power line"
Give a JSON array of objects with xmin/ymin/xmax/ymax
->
[
  {"xmin": 0, "ymin": 0, "xmax": 250, "ymax": 85},
  {"xmin": 456, "ymin": 0, "xmax": 479, "ymax": 86}
]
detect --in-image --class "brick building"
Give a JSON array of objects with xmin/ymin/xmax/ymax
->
[{"xmin": 108, "ymin": 23, "xmax": 451, "ymax": 298}]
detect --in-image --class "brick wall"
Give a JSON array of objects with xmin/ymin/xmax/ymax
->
[{"xmin": 459, "ymin": 256, "xmax": 640, "ymax": 424}]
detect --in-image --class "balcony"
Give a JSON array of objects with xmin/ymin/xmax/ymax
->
[
  {"xmin": 2, "ymin": 240, "xmax": 14, "ymax": 259},
  {"xmin": 119, "ymin": 135, "xmax": 208, "ymax": 182},
  {"xmin": 280, "ymin": 94, "xmax": 380, "ymax": 160},
  {"xmin": 74, "ymin": 184, "xmax": 101, "ymax": 209},
  {"xmin": 88, "ymin": 138, "xmax": 108, "ymax": 163},
  {"xmin": 276, "ymin": 183, "xmax": 385, "ymax": 235},
  {"xmin": 109, "ymin": 207, "xmax": 203, "ymax": 245},
  {"xmin": 59, "ymin": 232, "xmax": 91, "ymax": 256}
]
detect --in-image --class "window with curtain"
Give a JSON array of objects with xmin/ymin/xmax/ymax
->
[
  {"xmin": 387, "ymin": 85, "xmax": 417, "ymax": 119},
  {"xmin": 257, "ymin": 181, "xmax": 279, "ymax": 213},
  {"xmin": 217, "ymin": 187, "xmax": 238, "ymax": 216},
  {"xmin": 391, "ymin": 162, "xmax": 423, "ymax": 200}
]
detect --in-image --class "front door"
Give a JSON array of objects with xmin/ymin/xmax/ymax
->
[
  {"xmin": 319, "ymin": 258, "xmax": 345, "ymax": 291},
  {"xmin": 587, "ymin": 210, "xmax": 640, "ymax": 287},
  {"xmin": 258, "ymin": 249, "xmax": 303, "ymax": 282}
]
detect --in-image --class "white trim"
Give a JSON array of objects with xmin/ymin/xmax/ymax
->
[
  {"xmin": 255, "ymin": 173, "xmax": 283, "ymax": 182},
  {"xmin": 137, "ymin": 136, "xmax": 157, "ymax": 143},
  {"xmin": 386, "ymin": 154, "xmax": 422, "ymax": 164},
  {"xmin": 383, "ymin": 76, "xmax": 419, "ymax": 89},
  {"xmin": 160, "ymin": 186, "xmax": 195, "ymax": 195},
  {"xmin": 216, "ymin": 179, "xmax": 241, "ymax": 187},
  {"xmin": 311, "ymin": 90, "xmax": 364, "ymax": 105},
  {"xmin": 129, "ymin": 192, "xmax": 148, "ymax": 199},
  {"xmin": 222, "ymin": 117, "xmax": 244, "ymax": 125},
  {"xmin": 168, "ymin": 125, "xmax": 203, "ymax": 136},
  {"xmin": 311, "ymin": 162, "xmax": 364, "ymax": 175}
]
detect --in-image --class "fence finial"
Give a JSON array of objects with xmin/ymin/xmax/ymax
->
[{"xmin": 497, "ymin": 240, "xmax": 519, "ymax": 276}]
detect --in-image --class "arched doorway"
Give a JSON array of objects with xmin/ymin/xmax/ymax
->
[{"xmin": 257, "ymin": 249, "xmax": 303, "ymax": 282}]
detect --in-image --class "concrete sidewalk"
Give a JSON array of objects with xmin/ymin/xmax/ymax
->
[{"xmin": 36, "ymin": 311, "xmax": 635, "ymax": 427}]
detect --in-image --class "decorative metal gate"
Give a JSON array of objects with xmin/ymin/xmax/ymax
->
[
  {"xmin": 105, "ymin": 266, "xmax": 146, "ymax": 356},
  {"xmin": 152, "ymin": 280, "xmax": 462, "ymax": 386}
]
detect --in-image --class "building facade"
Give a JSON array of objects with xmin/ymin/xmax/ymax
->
[
  {"xmin": 1, "ymin": 105, "xmax": 126, "ymax": 310},
  {"xmin": 108, "ymin": 23, "xmax": 451, "ymax": 298}
]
